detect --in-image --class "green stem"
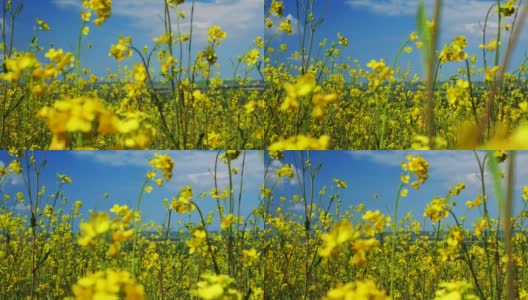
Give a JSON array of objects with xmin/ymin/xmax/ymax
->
[
  {"xmin": 390, "ymin": 182, "xmax": 404, "ymax": 297},
  {"xmin": 131, "ymin": 179, "xmax": 148, "ymax": 276}
]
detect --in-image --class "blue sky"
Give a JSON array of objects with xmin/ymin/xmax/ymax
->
[
  {"xmin": 9, "ymin": 0, "xmax": 262, "ymax": 80},
  {"xmin": 266, "ymin": 0, "xmax": 528, "ymax": 82},
  {"xmin": 0, "ymin": 151, "xmax": 263, "ymax": 231},
  {"xmin": 266, "ymin": 151, "xmax": 528, "ymax": 231}
]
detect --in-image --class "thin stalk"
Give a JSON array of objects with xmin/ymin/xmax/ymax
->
[
  {"xmin": 504, "ymin": 151, "xmax": 515, "ymax": 300},
  {"xmin": 425, "ymin": 0, "xmax": 442, "ymax": 150},
  {"xmin": 389, "ymin": 183, "xmax": 404, "ymax": 297}
]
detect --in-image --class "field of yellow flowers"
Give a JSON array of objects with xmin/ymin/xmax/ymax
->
[
  {"xmin": 0, "ymin": 150, "xmax": 265, "ymax": 299},
  {"xmin": 2, "ymin": 149, "xmax": 528, "ymax": 299},
  {"xmin": 264, "ymin": 150, "xmax": 528, "ymax": 299},
  {"xmin": 0, "ymin": 0, "xmax": 264, "ymax": 150},
  {"xmin": 264, "ymin": 0, "xmax": 528, "ymax": 150}
]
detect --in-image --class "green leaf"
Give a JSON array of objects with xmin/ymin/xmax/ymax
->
[
  {"xmin": 487, "ymin": 151, "xmax": 503, "ymax": 215},
  {"xmin": 416, "ymin": 1, "xmax": 431, "ymax": 65}
]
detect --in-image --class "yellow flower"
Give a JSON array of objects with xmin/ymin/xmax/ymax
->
[
  {"xmin": 479, "ymin": 39, "xmax": 500, "ymax": 51},
  {"xmin": 522, "ymin": 186, "xmax": 528, "ymax": 201},
  {"xmin": 72, "ymin": 270, "xmax": 144, "ymax": 300},
  {"xmin": 319, "ymin": 219, "xmax": 356, "ymax": 257},
  {"xmin": 424, "ymin": 196, "xmax": 449, "ymax": 221},
  {"xmin": 243, "ymin": 49, "xmax": 260, "ymax": 65},
  {"xmin": 439, "ymin": 35, "xmax": 468, "ymax": 63},
  {"xmin": 207, "ymin": 25, "xmax": 227, "ymax": 45},
  {"xmin": 269, "ymin": 134, "xmax": 330, "ymax": 150},
  {"xmin": 153, "ymin": 32, "xmax": 172, "ymax": 44},
  {"xmin": 81, "ymin": 10, "xmax": 92, "ymax": 22},
  {"xmin": 400, "ymin": 174, "xmax": 410, "ymax": 184},
  {"xmin": 270, "ymin": 0, "xmax": 284, "ymax": 17},
  {"xmin": 485, "ymin": 65, "xmax": 500, "ymax": 81},
  {"xmin": 278, "ymin": 18, "xmax": 293, "ymax": 34},
  {"xmin": 277, "ymin": 163, "xmax": 294, "ymax": 178},
  {"xmin": 36, "ymin": 18, "xmax": 50, "ymax": 31},
  {"xmin": 333, "ymin": 178, "xmax": 347, "ymax": 189},
  {"xmin": 206, "ymin": 131, "xmax": 222, "ymax": 148},
  {"xmin": 109, "ymin": 36, "xmax": 133, "ymax": 61},
  {"xmin": 148, "ymin": 153, "xmax": 174, "ymax": 181},
  {"xmin": 220, "ymin": 214, "xmax": 234, "ymax": 230},
  {"xmin": 191, "ymin": 273, "xmax": 241, "ymax": 300},
  {"xmin": 337, "ymin": 33, "xmax": 348, "ymax": 47},
  {"xmin": 323, "ymin": 280, "xmax": 389, "ymax": 300},
  {"xmin": 78, "ymin": 212, "xmax": 111, "ymax": 247},
  {"xmin": 57, "ymin": 173, "xmax": 73, "ymax": 184},
  {"xmin": 82, "ymin": 0, "xmax": 112, "ymax": 27}
]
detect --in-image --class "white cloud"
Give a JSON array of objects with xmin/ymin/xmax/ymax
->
[
  {"xmin": 14, "ymin": 202, "xmax": 31, "ymax": 212},
  {"xmin": 53, "ymin": 0, "xmax": 262, "ymax": 44},
  {"xmin": 290, "ymin": 202, "xmax": 304, "ymax": 212},
  {"xmin": 73, "ymin": 151, "xmax": 263, "ymax": 193},
  {"xmin": 346, "ymin": 0, "xmax": 528, "ymax": 40},
  {"xmin": 71, "ymin": 151, "xmax": 154, "ymax": 167},
  {"xmin": 347, "ymin": 151, "xmax": 528, "ymax": 199}
]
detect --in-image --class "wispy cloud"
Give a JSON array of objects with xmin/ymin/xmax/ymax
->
[
  {"xmin": 53, "ymin": 0, "xmax": 262, "ymax": 44},
  {"xmin": 14, "ymin": 202, "xmax": 31, "ymax": 212},
  {"xmin": 72, "ymin": 151, "xmax": 262, "ymax": 192},
  {"xmin": 71, "ymin": 151, "xmax": 155, "ymax": 167},
  {"xmin": 347, "ymin": 151, "xmax": 528, "ymax": 198},
  {"xmin": 346, "ymin": 0, "xmax": 527, "ymax": 40}
]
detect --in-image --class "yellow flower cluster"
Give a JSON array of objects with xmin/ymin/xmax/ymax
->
[
  {"xmin": 434, "ymin": 281, "xmax": 478, "ymax": 300},
  {"xmin": 0, "ymin": 50, "xmax": 73, "ymax": 84},
  {"xmin": 401, "ymin": 155, "xmax": 429, "ymax": 189},
  {"xmin": 333, "ymin": 178, "xmax": 347, "ymax": 189},
  {"xmin": 269, "ymin": 0, "xmax": 284, "ymax": 17},
  {"xmin": 439, "ymin": 35, "xmax": 468, "ymax": 63},
  {"xmin": 109, "ymin": 36, "xmax": 133, "ymax": 61},
  {"xmin": 268, "ymin": 134, "xmax": 330, "ymax": 150},
  {"xmin": 276, "ymin": 163, "xmax": 294, "ymax": 178},
  {"xmin": 82, "ymin": 0, "xmax": 112, "ymax": 27},
  {"xmin": 72, "ymin": 270, "xmax": 144, "ymax": 300},
  {"xmin": 320, "ymin": 219, "xmax": 357, "ymax": 257},
  {"xmin": 191, "ymin": 273, "xmax": 242, "ymax": 300},
  {"xmin": 362, "ymin": 210, "xmax": 391, "ymax": 237},
  {"xmin": 280, "ymin": 73, "xmax": 337, "ymax": 119},
  {"xmin": 424, "ymin": 196, "xmax": 449, "ymax": 222},
  {"xmin": 446, "ymin": 79, "xmax": 470, "ymax": 108},
  {"xmin": 450, "ymin": 182, "xmax": 465, "ymax": 196},
  {"xmin": 37, "ymin": 96, "xmax": 117, "ymax": 148},
  {"xmin": 366, "ymin": 59, "xmax": 393, "ymax": 88},
  {"xmin": 36, "ymin": 18, "xmax": 50, "ymax": 31},
  {"xmin": 208, "ymin": 25, "xmax": 227, "ymax": 46},
  {"xmin": 37, "ymin": 96, "xmax": 155, "ymax": 149},
  {"xmin": 148, "ymin": 153, "xmax": 174, "ymax": 181},
  {"xmin": 170, "ymin": 185, "xmax": 194, "ymax": 213},
  {"xmin": 78, "ymin": 208, "xmax": 135, "ymax": 257},
  {"xmin": 323, "ymin": 280, "xmax": 389, "ymax": 300},
  {"xmin": 243, "ymin": 49, "xmax": 260, "ymax": 66},
  {"xmin": 479, "ymin": 39, "xmax": 500, "ymax": 51}
]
